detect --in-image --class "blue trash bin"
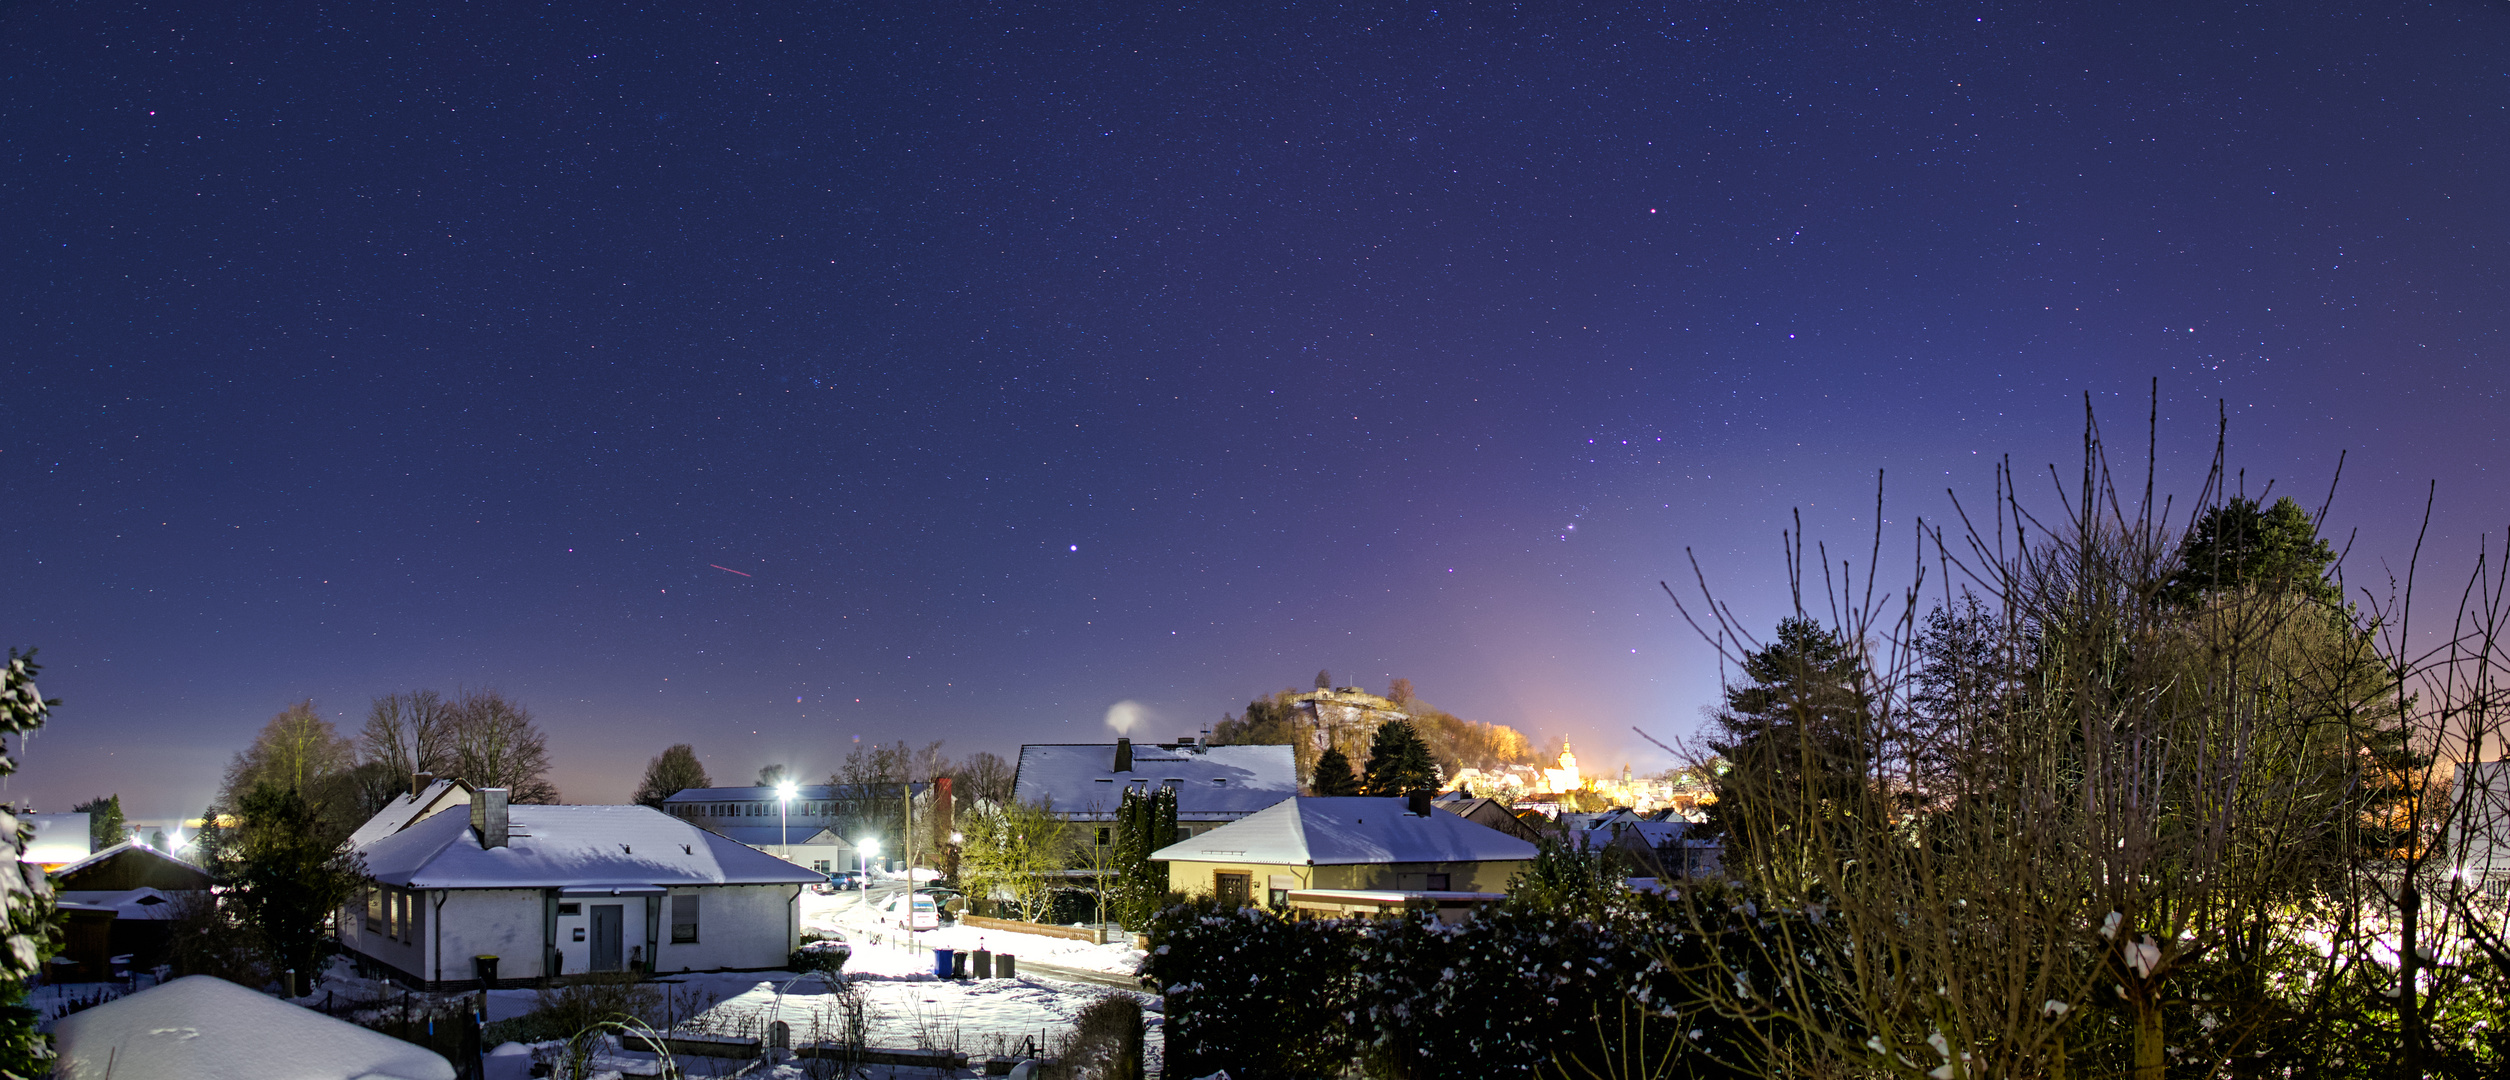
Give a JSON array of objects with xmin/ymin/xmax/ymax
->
[{"xmin": 932, "ymin": 948, "xmax": 955, "ymax": 979}]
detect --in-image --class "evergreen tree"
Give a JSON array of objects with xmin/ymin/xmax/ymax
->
[
  {"xmin": 1700, "ymin": 616, "xmax": 1871, "ymax": 866},
  {"xmin": 1110, "ymin": 785, "xmax": 1182, "ymax": 927},
  {"xmin": 0, "ymin": 651, "xmax": 61, "ymax": 1074},
  {"xmin": 1361, "ymin": 719, "xmax": 1440, "ymax": 795},
  {"xmin": 209, "ymin": 782, "xmax": 365, "ymax": 991},
  {"xmin": 1310, "ymin": 746, "xmax": 1361, "ymax": 796},
  {"xmin": 634, "ymin": 744, "xmax": 711, "ymax": 807},
  {"xmin": 74, "ymin": 793, "xmax": 126, "ymax": 851},
  {"xmin": 2163, "ymin": 495, "xmax": 2343, "ymax": 608}
]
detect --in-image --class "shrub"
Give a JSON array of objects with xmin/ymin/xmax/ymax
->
[
  {"xmin": 484, "ymin": 973, "xmax": 661, "ymax": 1044},
  {"xmin": 1045, "ymin": 994, "xmax": 1145, "ymax": 1080},
  {"xmin": 1141, "ymin": 899, "xmax": 1361, "ymax": 1080}
]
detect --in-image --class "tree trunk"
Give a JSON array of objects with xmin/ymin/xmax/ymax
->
[
  {"xmin": 2133, "ymin": 990, "xmax": 2167, "ymax": 1080},
  {"xmin": 2400, "ymin": 883, "xmax": 2424, "ymax": 1077}
]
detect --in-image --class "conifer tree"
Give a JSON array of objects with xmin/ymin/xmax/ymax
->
[
  {"xmin": 1311, "ymin": 746, "xmax": 1361, "ymax": 796},
  {"xmin": 1361, "ymin": 719, "xmax": 1439, "ymax": 795}
]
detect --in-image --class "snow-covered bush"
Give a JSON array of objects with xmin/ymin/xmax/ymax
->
[
  {"xmin": 0, "ymin": 650, "xmax": 59, "ymax": 1077},
  {"xmin": 1141, "ymin": 898, "xmax": 1362, "ymax": 1080},
  {"xmin": 1143, "ymin": 888, "xmax": 1765, "ymax": 1080}
]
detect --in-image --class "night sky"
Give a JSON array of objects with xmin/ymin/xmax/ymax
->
[{"xmin": 7, "ymin": 2, "xmax": 2507, "ymax": 819}]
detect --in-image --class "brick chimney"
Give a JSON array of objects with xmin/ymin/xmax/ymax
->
[{"xmin": 470, "ymin": 787, "xmax": 510, "ymax": 849}]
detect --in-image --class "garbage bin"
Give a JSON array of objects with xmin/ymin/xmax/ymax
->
[
  {"xmin": 972, "ymin": 949, "xmax": 993, "ymax": 979},
  {"xmin": 997, "ymin": 954, "xmax": 1016, "ymax": 979},
  {"xmin": 932, "ymin": 948, "xmax": 955, "ymax": 979},
  {"xmin": 951, "ymin": 951, "xmax": 968, "ymax": 979}
]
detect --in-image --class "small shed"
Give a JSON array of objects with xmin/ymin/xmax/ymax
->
[{"xmin": 51, "ymin": 841, "xmax": 212, "ymax": 893}]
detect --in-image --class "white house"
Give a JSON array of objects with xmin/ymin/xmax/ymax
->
[
  {"xmin": 1013, "ymin": 738, "xmax": 1300, "ymax": 843},
  {"xmin": 342, "ymin": 788, "xmax": 824, "ymax": 988}
]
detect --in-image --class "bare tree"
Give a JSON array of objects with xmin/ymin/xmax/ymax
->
[
  {"xmin": 357, "ymin": 689, "xmax": 456, "ymax": 796},
  {"xmin": 956, "ymin": 750, "xmax": 1015, "ymax": 805},
  {"xmin": 1654, "ymin": 398, "xmax": 2384, "ymax": 1079},
  {"xmin": 222, "ymin": 701, "xmax": 356, "ymax": 806},
  {"xmin": 447, "ymin": 689, "xmax": 558, "ymax": 803},
  {"xmin": 635, "ymin": 744, "xmax": 711, "ymax": 807}
]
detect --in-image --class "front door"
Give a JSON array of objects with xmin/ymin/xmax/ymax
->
[{"xmin": 590, "ymin": 904, "xmax": 624, "ymax": 972}]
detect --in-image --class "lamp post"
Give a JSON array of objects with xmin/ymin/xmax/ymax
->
[{"xmin": 776, "ymin": 780, "xmax": 798, "ymax": 861}]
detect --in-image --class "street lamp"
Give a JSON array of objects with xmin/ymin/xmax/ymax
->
[
  {"xmin": 776, "ymin": 780, "xmax": 798, "ymax": 861},
  {"xmin": 857, "ymin": 837, "xmax": 880, "ymax": 876}
]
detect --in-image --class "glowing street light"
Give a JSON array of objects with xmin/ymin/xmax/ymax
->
[
  {"xmin": 775, "ymin": 780, "xmax": 799, "ymax": 861},
  {"xmin": 856, "ymin": 836, "xmax": 880, "ymax": 875}
]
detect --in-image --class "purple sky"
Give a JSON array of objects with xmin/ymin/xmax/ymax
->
[{"xmin": 6, "ymin": 2, "xmax": 2507, "ymax": 819}]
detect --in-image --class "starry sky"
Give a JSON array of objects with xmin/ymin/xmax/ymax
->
[{"xmin": 6, "ymin": 2, "xmax": 2507, "ymax": 819}]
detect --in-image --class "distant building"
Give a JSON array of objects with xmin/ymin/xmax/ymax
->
[
  {"xmin": 1152, "ymin": 793, "xmax": 1538, "ymax": 914},
  {"xmin": 19, "ymin": 812, "xmax": 90, "ymax": 868},
  {"xmin": 52, "ymin": 842, "xmax": 213, "ymax": 978},
  {"xmin": 1012, "ymin": 738, "xmax": 1299, "ymax": 844},
  {"xmin": 660, "ymin": 783, "xmax": 938, "ymax": 874}
]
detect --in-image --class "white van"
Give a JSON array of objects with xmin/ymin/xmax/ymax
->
[{"xmin": 883, "ymin": 893, "xmax": 939, "ymax": 931}]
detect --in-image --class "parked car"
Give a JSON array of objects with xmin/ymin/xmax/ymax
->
[
  {"xmin": 882, "ymin": 893, "xmax": 940, "ymax": 931},
  {"xmin": 810, "ymin": 871, "xmax": 866, "ymax": 895}
]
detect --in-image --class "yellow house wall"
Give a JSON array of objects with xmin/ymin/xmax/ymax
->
[{"xmin": 1165, "ymin": 859, "xmax": 1529, "ymax": 898}]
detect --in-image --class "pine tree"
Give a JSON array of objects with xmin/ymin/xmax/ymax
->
[
  {"xmin": 1310, "ymin": 746, "xmax": 1361, "ymax": 796},
  {"xmin": 0, "ymin": 651, "xmax": 60, "ymax": 1074},
  {"xmin": 74, "ymin": 794, "xmax": 126, "ymax": 851},
  {"xmin": 1701, "ymin": 616, "xmax": 1871, "ymax": 866},
  {"xmin": 1361, "ymin": 720, "xmax": 1440, "ymax": 795}
]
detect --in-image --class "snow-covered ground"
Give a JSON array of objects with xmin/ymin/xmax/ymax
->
[
  {"xmin": 799, "ymin": 889, "xmax": 1147, "ymax": 979},
  {"xmin": 295, "ymin": 887, "xmax": 1158, "ymax": 1078}
]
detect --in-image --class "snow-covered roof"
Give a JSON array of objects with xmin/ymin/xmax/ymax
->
[
  {"xmin": 347, "ymin": 778, "xmax": 475, "ymax": 849},
  {"xmin": 1152, "ymin": 796, "xmax": 1541, "ymax": 866},
  {"xmin": 358, "ymin": 804, "xmax": 825, "ymax": 890},
  {"xmin": 1013, "ymin": 743, "xmax": 1298, "ymax": 820},
  {"xmin": 664, "ymin": 783, "xmax": 927, "ymax": 804},
  {"xmin": 47, "ymin": 840, "xmax": 207, "ymax": 882},
  {"xmin": 705, "ymin": 824, "xmax": 845, "ymax": 849},
  {"xmin": 57, "ymin": 887, "xmax": 183, "ymax": 920},
  {"xmin": 53, "ymin": 974, "xmax": 455, "ymax": 1080}
]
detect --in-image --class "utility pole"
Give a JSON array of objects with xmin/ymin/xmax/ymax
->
[{"xmin": 903, "ymin": 777, "xmax": 915, "ymax": 882}]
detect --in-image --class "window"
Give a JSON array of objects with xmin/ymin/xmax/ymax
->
[
  {"xmin": 1095, "ymin": 828, "xmax": 1112, "ymax": 847},
  {"xmin": 1215, "ymin": 872, "xmax": 1252, "ymax": 907},
  {"xmin": 812, "ymin": 860, "xmax": 830, "ymax": 873},
  {"xmin": 365, "ymin": 886, "xmax": 382, "ymax": 932},
  {"xmin": 401, "ymin": 892, "xmax": 419, "ymax": 944},
  {"xmin": 672, "ymin": 894, "xmax": 700, "ymax": 944},
  {"xmin": 1426, "ymin": 873, "xmax": 1451, "ymax": 892},
  {"xmin": 557, "ymin": 902, "xmax": 580, "ymax": 917}
]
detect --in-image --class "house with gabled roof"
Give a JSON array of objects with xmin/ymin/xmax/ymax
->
[
  {"xmin": 342, "ymin": 788, "xmax": 823, "ymax": 988},
  {"xmin": 1014, "ymin": 737, "xmax": 1298, "ymax": 842},
  {"xmin": 1151, "ymin": 793, "xmax": 1538, "ymax": 915}
]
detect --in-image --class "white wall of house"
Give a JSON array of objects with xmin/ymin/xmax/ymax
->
[
  {"xmin": 346, "ymin": 883, "xmax": 802, "ymax": 986},
  {"xmin": 431, "ymin": 888, "xmax": 548, "ymax": 984},
  {"xmin": 653, "ymin": 884, "xmax": 799, "ymax": 975}
]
